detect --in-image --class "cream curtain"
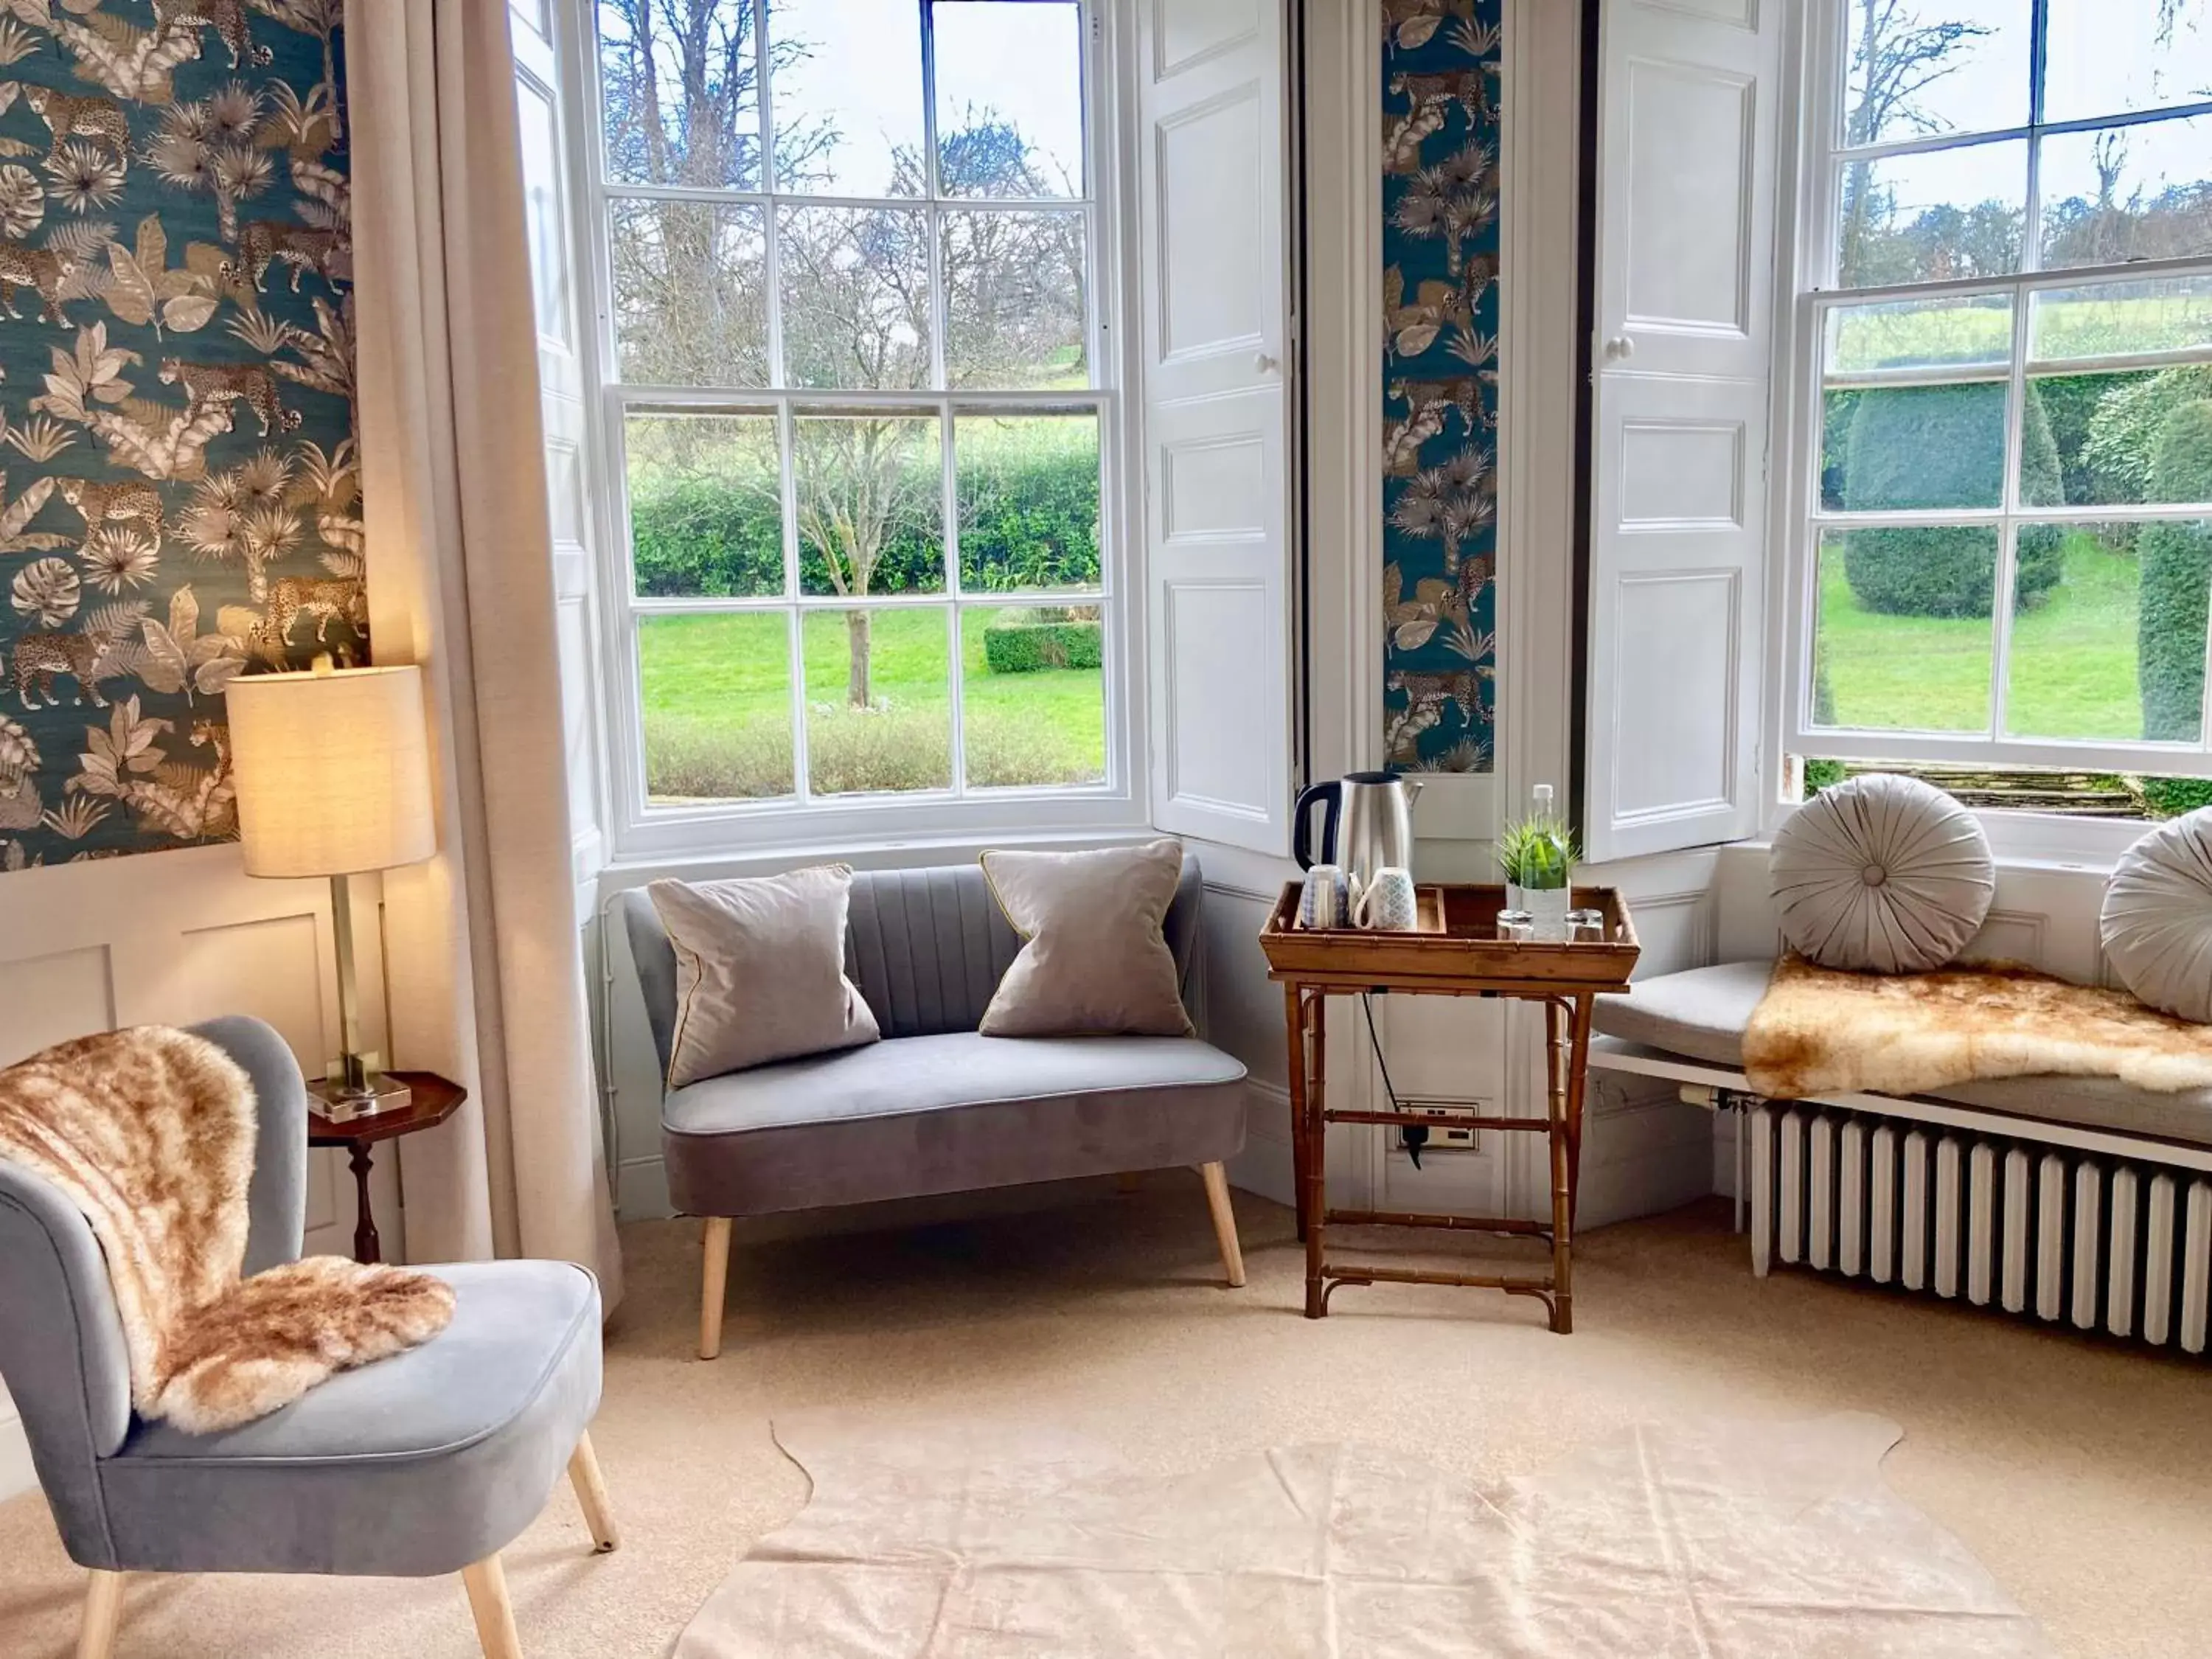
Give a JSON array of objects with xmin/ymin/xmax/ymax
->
[{"xmin": 347, "ymin": 0, "xmax": 623, "ymax": 1303}]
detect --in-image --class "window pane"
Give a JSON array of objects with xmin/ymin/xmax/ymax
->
[
  {"xmin": 943, "ymin": 210, "xmax": 1086, "ymax": 387},
  {"xmin": 1823, "ymin": 292, "xmax": 2013, "ymax": 375},
  {"xmin": 2039, "ymin": 119, "xmax": 2212, "ymax": 271},
  {"xmin": 2002, "ymin": 521, "xmax": 2209, "ymax": 743},
  {"xmin": 2025, "ymin": 368, "xmax": 2212, "ymax": 509},
  {"xmin": 2045, "ymin": 0, "xmax": 2212, "ymax": 124},
  {"xmin": 956, "ymin": 412, "xmax": 1100, "ymax": 592},
  {"xmin": 627, "ymin": 411, "xmax": 785, "ymax": 597},
  {"xmin": 640, "ymin": 613, "xmax": 796, "ymax": 801},
  {"xmin": 794, "ymin": 414, "xmax": 944, "ymax": 596},
  {"xmin": 768, "ymin": 0, "xmax": 925, "ymax": 195},
  {"xmin": 598, "ymin": 0, "xmax": 761, "ymax": 189},
  {"xmin": 1813, "ymin": 529, "xmax": 1994, "ymax": 734},
  {"xmin": 933, "ymin": 1, "xmax": 1085, "ymax": 198},
  {"xmin": 2029, "ymin": 275, "xmax": 2212, "ymax": 364},
  {"xmin": 1836, "ymin": 142, "xmax": 2025, "ymax": 287},
  {"xmin": 1841, "ymin": 1, "xmax": 2028, "ymax": 146},
  {"xmin": 961, "ymin": 603, "xmax": 1105, "ymax": 787},
  {"xmin": 804, "ymin": 607, "xmax": 952, "ymax": 791},
  {"xmin": 611, "ymin": 201, "xmax": 768, "ymax": 387},
  {"xmin": 1826, "ymin": 381, "xmax": 2009, "ymax": 512},
  {"xmin": 778, "ymin": 205, "xmax": 932, "ymax": 388}
]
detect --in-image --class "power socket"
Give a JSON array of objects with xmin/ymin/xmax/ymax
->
[{"xmin": 1395, "ymin": 1097, "xmax": 1484, "ymax": 1154}]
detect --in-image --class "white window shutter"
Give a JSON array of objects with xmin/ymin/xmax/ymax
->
[
  {"xmin": 1582, "ymin": 0, "xmax": 1781, "ymax": 863},
  {"xmin": 1136, "ymin": 0, "xmax": 1294, "ymax": 855}
]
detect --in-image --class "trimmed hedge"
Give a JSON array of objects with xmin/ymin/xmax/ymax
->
[
  {"xmin": 1841, "ymin": 380, "xmax": 2065, "ymax": 617},
  {"xmin": 2138, "ymin": 400, "xmax": 2212, "ymax": 740},
  {"xmin": 630, "ymin": 446, "xmax": 1102, "ymax": 598},
  {"xmin": 982, "ymin": 618, "xmax": 1103, "ymax": 673}
]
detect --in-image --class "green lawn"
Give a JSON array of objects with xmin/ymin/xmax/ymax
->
[
  {"xmin": 639, "ymin": 607, "xmax": 1105, "ymax": 800},
  {"xmin": 1817, "ymin": 531, "xmax": 2150, "ymax": 739}
]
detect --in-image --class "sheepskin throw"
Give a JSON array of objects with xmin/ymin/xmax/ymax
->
[
  {"xmin": 1743, "ymin": 955, "xmax": 2212, "ymax": 1102},
  {"xmin": 0, "ymin": 1027, "xmax": 455, "ymax": 1434}
]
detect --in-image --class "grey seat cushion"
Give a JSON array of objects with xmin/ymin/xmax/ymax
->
[
  {"xmin": 2101, "ymin": 807, "xmax": 2212, "ymax": 1023},
  {"xmin": 1595, "ymin": 960, "xmax": 2212, "ymax": 1149},
  {"xmin": 99, "ymin": 1261, "xmax": 602, "ymax": 1577},
  {"xmin": 662, "ymin": 1032, "xmax": 1248, "ymax": 1217},
  {"xmin": 1771, "ymin": 773, "xmax": 1994, "ymax": 972}
]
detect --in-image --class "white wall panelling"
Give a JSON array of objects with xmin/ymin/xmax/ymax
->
[{"xmin": 0, "ymin": 844, "xmax": 403, "ymax": 1499}]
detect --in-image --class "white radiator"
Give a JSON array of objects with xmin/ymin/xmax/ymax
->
[{"xmin": 1747, "ymin": 1103, "xmax": 2212, "ymax": 1353}]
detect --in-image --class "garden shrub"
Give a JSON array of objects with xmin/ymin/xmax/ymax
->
[
  {"xmin": 2086, "ymin": 366, "xmax": 2212, "ymax": 504},
  {"xmin": 2033, "ymin": 370, "xmax": 2134, "ymax": 505},
  {"xmin": 2138, "ymin": 775, "xmax": 2212, "ymax": 819},
  {"xmin": 982, "ymin": 616, "xmax": 1104, "ymax": 673},
  {"xmin": 1841, "ymin": 380, "xmax": 2065, "ymax": 617},
  {"xmin": 2137, "ymin": 400, "xmax": 2212, "ymax": 741},
  {"xmin": 629, "ymin": 444, "xmax": 1102, "ymax": 598}
]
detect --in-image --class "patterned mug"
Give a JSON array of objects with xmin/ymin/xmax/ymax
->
[
  {"xmin": 1297, "ymin": 863, "xmax": 1352, "ymax": 929},
  {"xmin": 1354, "ymin": 866, "xmax": 1419, "ymax": 931}
]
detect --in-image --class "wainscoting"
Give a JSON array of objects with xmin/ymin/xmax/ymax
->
[{"xmin": 0, "ymin": 844, "xmax": 400, "ymax": 1500}]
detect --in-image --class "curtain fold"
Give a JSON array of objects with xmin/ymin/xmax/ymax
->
[{"xmin": 347, "ymin": 0, "xmax": 623, "ymax": 1304}]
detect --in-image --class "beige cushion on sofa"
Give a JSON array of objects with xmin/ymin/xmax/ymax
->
[
  {"xmin": 648, "ymin": 865, "xmax": 880, "ymax": 1088},
  {"xmin": 979, "ymin": 839, "xmax": 1194, "ymax": 1038},
  {"xmin": 1770, "ymin": 772, "xmax": 1994, "ymax": 973}
]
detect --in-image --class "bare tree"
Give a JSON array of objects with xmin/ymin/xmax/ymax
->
[
  {"xmin": 1838, "ymin": 1, "xmax": 1992, "ymax": 281},
  {"xmin": 793, "ymin": 417, "xmax": 938, "ymax": 707}
]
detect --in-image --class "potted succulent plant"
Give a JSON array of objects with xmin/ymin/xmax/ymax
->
[{"xmin": 1498, "ymin": 783, "xmax": 1577, "ymax": 941}]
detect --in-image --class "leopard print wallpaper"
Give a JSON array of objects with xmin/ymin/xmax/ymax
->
[{"xmin": 0, "ymin": 0, "xmax": 354, "ymax": 869}]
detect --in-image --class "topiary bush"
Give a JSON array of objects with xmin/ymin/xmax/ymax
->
[
  {"xmin": 981, "ymin": 615, "xmax": 1104, "ymax": 673},
  {"xmin": 1841, "ymin": 380, "xmax": 2065, "ymax": 617},
  {"xmin": 2137, "ymin": 400, "xmax": 2212, "ymax": 740}
]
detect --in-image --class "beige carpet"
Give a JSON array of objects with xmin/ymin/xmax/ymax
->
[
  {"xmin": 1, "ymin": 1183, "xmax": 2208, "ymax": 1658},
  {"xmin": 678, "ymin": 1412, "xmax": 2050, "ymax": 1655}
]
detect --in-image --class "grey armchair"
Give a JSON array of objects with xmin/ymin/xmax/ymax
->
[{"xmin": 0, "ymin": 1016, "xmax": 614, "ymax": 1659}]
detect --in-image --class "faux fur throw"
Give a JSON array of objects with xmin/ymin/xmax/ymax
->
[
  {"xmin": 1744, "ymin": 955, "xmax": 2212, "ymax": 1102},
  {"xmin": 0, "ymin": 1027, "xmax": 454, "ymax": 1434}
]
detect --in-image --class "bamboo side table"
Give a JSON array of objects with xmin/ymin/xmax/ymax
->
[{"xmin": 1258, "ymin": 884, "xmax": 1639, "ymax": 1332}]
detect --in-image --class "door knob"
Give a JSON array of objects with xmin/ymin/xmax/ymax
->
[
  {"xmin": 1604, "ymin": 335, "xmax": 1636, "ymax": 361},
  {"xmin": 1254, "ymin": 351, "xmax": 1278, "ymax": 374}
]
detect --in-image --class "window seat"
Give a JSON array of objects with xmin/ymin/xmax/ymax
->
[{"xmin": 1591, "ymin": 961, "xmax": 2212, "ymax": 1152}]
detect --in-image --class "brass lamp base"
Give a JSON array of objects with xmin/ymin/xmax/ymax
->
[{"xmin": 312, "ymin": 1072, "xmax": 414, "ymax": 1123}]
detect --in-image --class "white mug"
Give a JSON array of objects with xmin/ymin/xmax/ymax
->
[
  {"xmin": 1354, "ymin": 866, "xmax": 1419, "ymax": 931},
  {"xmin": 1298, "ymin": 863, "xmax": 1351, "ymax": 928}
]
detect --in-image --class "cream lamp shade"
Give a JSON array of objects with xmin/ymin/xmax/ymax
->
[{"xmin": 227, "ymin": 664, "xmax": 437, "ymax": 878}]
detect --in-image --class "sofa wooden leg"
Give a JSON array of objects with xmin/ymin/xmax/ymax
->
[
  {"xmin": 568, "ymin": 1430, "xmax": 619, "ymax": 1553},
  {"xmin": 461, "ymin": 1554, "xmax": 524, "ymax": 1659},
  {"xmin": 700, "ymin": 1215, "xmax": 734, "ymax": 1359},
  {"xmin": 77, "ymin": 1569, "xmax": 125, "ymax": 1659},
  {"xmin": 1199, "ymin": 1161, "xmax": 1246, "ymax": 1287}
]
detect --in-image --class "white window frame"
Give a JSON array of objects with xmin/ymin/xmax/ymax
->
[
  {"xmin": 1772, "ymin": 0, "xmax": 2212, "ymax": 844},
  {"xmin": 564, "ymin": 0, "xmax": 1149, "ymax": 861}
]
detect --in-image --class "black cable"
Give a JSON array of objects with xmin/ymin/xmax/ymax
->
[{"xmin": 1360, "ymin": 992, "xmax": 1427, "ymax": 1169}]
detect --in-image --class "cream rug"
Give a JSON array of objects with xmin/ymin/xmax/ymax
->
[{"xmin": 679, "ymin": 1411, "xmax": 2051, "ymax": 1657}]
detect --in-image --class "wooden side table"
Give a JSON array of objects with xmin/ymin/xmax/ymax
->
[
  {"xmin": 1258, "ymin": 884, "xmax": 1639, "ymax": 1332},
  {"xmin": 307, "ymin": 1073, "xmax": 467, "ymax": 1264}
]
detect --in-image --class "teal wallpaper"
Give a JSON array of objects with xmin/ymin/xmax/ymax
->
[
  {"xmin": 0, "ymin": 1, "xmax": 354, "ymax": 870},
  {"xmin": 1381, "ymin": 0, "xmax": 1500, "ymax": 773}
]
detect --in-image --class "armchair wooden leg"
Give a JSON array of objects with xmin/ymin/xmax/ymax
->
[
  {"xmin": 77, "ymin": 1569, "xmax": 124, "ymax": 1659},
  {"xmin": 700, "ymin": 1215, "xmax": 734, "ymax": 1360},
  {"xmin": 567, "ymin": 1430, "xmax": 619, "ymax": 1553},
  {"xmin": 1199, "ymin": 1161, "xmax": 1246, "ymax": 1287},
  {"xmin": 461, "ymin": 1554, "xmax": 523, "ymax": 1659}
]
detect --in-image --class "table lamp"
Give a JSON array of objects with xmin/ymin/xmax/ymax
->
[{"xmin": 226, "ymin": 658, "xmax": 437, "ymax": 1121}]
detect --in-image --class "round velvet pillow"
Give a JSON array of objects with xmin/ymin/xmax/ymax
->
[
  {"xmin": 2101, "ymin": 809, "xmax": 2212, "ymax": 1023},
  {"xmin": 1770, "ymin": 773, "xmax": 1994, "ymax": 973}
]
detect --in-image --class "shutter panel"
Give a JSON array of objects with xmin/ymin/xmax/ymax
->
[
  {"xmin": 509, "ymin": 0, "xmax": 605, "ymax": 889},
  {"xmin": 1582, "ymin": 0, "xmax": 1781, "ymax": 862},
  {"xmin": 1137, "ymin": 0, "xmax": 1295, "ymax": 855}
]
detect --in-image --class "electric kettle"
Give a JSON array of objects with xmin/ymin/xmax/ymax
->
[{"xmin": 1293, "ymin": 771, "xmax": 1422, "ymax": 897}]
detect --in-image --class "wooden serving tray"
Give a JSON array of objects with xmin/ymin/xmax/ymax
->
[{"xmin": 1259, "ymin": 882, "xmax": 1641, "ymax": 992}]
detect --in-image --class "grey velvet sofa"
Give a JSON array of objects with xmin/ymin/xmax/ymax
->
[
  {"xmin": 0, "ymin": 1016, "xmax": 616, "ymax": 1659},
  {"xmin": 619, "ymin": 855, "xmax": 1251, "ymax": 1359}
]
